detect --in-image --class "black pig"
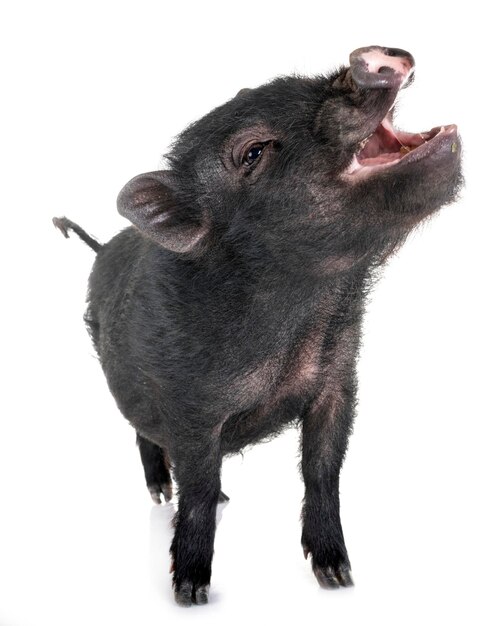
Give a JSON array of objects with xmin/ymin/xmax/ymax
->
[{"xmin": 54, "ymin": 45, "xmax": 462, "ymax": 606}]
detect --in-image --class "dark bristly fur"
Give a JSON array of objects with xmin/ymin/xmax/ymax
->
[{"xmin": 54, "ymin": 46, "xmax": 462, "ymax": 606}]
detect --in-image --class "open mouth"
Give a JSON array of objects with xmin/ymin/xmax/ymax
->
[{"xmin": 345, "ymin": 115, "xmax": 459, "ymax": 178}]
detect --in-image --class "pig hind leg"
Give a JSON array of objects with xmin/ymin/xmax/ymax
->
[{"xmin": 137, "ymin": 433, "xmax": 173, "ymax": 504}]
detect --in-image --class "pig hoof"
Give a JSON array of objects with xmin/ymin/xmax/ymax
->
[
  {"xmin": 148, "ymin": 482, "xmax": 172, "ymax": 504},
  {"xmin": 313, "ymin": 563, "xmax": 354, "ymax": 589},
  {"xmin": 174, "ymin": 580, "xmax": 193, "ymax": 607},
  {"xmin": 194, "ymin": 584, "xmax": 209, "ymax": 605},
  {"xmin": 174, "ymin": 581, "xmax": 210, "ymax": 606},
  {"xmin": 335, "ymin": 567, "xmax": 354, "ymax": 587}
]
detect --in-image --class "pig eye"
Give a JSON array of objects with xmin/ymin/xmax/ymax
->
[
  {"xmin": 243, "ymin": 143, "xmax": 266, "ymax": 166},
  {"xmin": 231, "ymin": 137, "xmax": 274, "ymax": 170}
]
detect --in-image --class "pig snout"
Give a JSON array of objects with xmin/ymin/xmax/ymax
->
[{"xmin": 349, "ymin": 45, "xmax": 415, "ymax": 90}]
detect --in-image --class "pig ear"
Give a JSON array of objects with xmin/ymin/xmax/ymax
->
[{"xmin": 117, "ymin": 171, "xmax": 208, "ymax": 253}]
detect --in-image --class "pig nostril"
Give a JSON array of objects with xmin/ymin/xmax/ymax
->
[
  {"xmin": 348, "ymin": 46, "xmax": 415, "ymax": 90},
  {"xmin": 383, "ymin": 48, "xmax": 415, "ymax": 69}
]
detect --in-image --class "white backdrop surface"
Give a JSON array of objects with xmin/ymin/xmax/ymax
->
[{"xmin": 1, "ymin": 2, "xmax": 502, "ymax": 625}]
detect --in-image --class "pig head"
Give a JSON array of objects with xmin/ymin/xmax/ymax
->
[{"xmin": 118, "ymin": 45, "xmax": 461, "ymax": 277}]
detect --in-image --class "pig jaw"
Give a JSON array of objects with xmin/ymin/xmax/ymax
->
[{"xmin": 344, "ymin": 120, "xmax": 460, "ymax": 178}]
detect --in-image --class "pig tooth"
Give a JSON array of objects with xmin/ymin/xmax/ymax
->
[{"xmin": 360, "ymin": 135, "xmax": 371, "ymax": 149}]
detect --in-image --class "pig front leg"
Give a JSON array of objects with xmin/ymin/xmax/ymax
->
[
  {"xmin": 300, "ymin": 372, "xmax": 356, "ymax": 588},
  {"xmin": 169, "ymin": 438, "xmax": 223, "ymax": 606}
]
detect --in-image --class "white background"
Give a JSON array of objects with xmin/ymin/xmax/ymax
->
[{"xmin": 1, "ymin": 2, "xmax": 503, "ymax": 625}]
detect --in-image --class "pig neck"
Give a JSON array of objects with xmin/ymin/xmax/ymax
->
[{"xmin": 166, "ymin": 244, "xmax": 370, "ymax": 348}]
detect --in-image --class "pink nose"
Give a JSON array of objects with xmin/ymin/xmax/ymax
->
[{"xmin": 349, "ymin": 46, "xmax": 415, "ymax": 90}]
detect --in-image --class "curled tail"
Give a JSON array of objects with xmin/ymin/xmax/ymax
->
[{"xmin": 52, "ymin": 216, "xmax": 102, "ymax": 253}]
